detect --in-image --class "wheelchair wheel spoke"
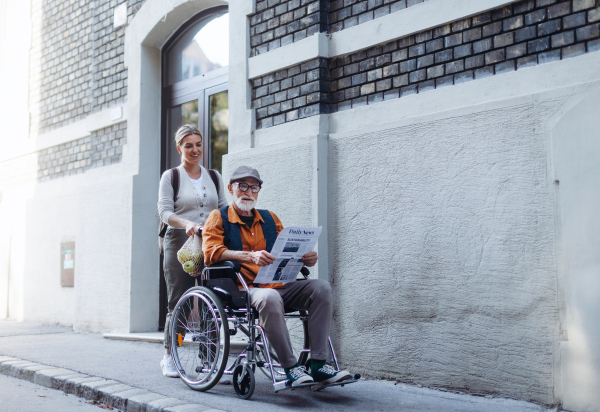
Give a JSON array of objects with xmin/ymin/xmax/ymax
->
[{"xmin": 169, "ymin": 288, "xmax": 229, "ymax": 391}]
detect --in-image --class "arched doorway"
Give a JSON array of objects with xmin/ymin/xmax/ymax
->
[{"xmin": 159, "ymin": 5, "xmax": 229, "ymax": 330}]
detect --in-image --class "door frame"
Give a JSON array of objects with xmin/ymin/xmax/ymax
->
[{"xmin": 158, "ymin": 5, "xmax": 229, "ymax": 331}]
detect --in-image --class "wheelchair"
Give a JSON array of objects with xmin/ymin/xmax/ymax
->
[{"xmin": 168, "ymin": 261, "xmax": 360, "ymax": 400}]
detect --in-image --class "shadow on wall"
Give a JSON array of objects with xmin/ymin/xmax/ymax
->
[{"xmin": 552, "ymin": 88, "xmax": 600, "ymax": 412}]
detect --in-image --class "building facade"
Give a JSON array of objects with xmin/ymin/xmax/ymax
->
[{"xmin": 1, "ymin": 0, "xmax": 600, "ymax": 410}]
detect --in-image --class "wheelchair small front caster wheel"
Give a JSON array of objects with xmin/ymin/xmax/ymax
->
[{"xmin": 233, "ymin": 364, "xmax": 255, "ymax": 400}]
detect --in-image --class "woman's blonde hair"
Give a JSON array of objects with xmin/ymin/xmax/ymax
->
[{"xmin": 174, "ymin": 124, "xmax": 202, "ymax": 146}]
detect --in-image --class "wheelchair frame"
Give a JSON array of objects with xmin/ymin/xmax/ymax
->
[{"xmin": 168, "ymin": 261, "xmax": 359, "ymax": 400}]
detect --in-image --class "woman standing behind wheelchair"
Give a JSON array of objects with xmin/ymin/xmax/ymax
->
[{"xmin": 157, "ymin": 124, "xmax": 228, "ymax": 378}]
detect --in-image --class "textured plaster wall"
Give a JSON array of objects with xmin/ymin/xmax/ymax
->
[
  {"xmin": 329, "ymin": 98, "xmax": 566, "ymax": 403},
  {"xmin": 222, "ymin": 142, "xmax": 314, "ymax": 228}
]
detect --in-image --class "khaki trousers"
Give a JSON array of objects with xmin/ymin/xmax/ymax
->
[
  {"xmin": 249, "ymin": 279, "xmax": 332, "ymax": 369},
  {"xmin": 163, "ymin": 228, "xmax": 201, "ymax": 349}
]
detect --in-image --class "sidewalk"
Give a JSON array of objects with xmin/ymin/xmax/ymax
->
[{"xmin": 0, "ymin": 320, "xmax": 556, "ymax": 412}]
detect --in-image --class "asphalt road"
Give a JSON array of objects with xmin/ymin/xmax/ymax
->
[
  {"xmin": 0, "ymin": 373, "xmax": 102, "ymax": 412},
  {"xmin": 0, "ymin": 320, "xmax": 554, "ymax": 412}
]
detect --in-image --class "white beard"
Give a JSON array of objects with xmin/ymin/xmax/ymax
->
[{"xmin": 234, "ymin": 195, "xmax": 256, "ymax": 212}]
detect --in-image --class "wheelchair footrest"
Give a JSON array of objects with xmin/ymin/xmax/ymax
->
[
  {"xmin": 273, "ymin": 380, "xmax": 314, "ymax": 392},
  {"xmin": 310, "ymin": 374, "xmax": 361, "ymax": 392},
  {"xmin": 272, "ymin": 374, "xmax": 360, "ymax": 393}
]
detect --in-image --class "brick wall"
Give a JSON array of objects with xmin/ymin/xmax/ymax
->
[
  {"xmin": 330, "ymin": 0, "xmax": 600, "ymax": 111},
  {"xmin": 29, "ymin": 0, "xmax": 146, "ymax": 135},
  {"xmin": 249, "ymin": 0, "xmax": 432, "ymax": 56},
  {"xmin": 91, "ymin": 0, "xmax": 146, "ymax": 113},
  {"xmin": 252, "ymin": 58, "xmax": 330, "ymax": 128},
  {"xmin": 28, "ymin": 0, "xmax": 94, "ymax": 135},
  {"xmin": 0, "ymin": 122, "xmax": 127, "ymax": 188},
  {"xmin": 37, "ymin": 122, "xmax": 127, "ymax": 182},
  {"xmin": 329, "ymin": 0, "xmax": 430, "ymax": 33},
  {"xmin": 250, "ymin": 0, "xmax": 328, "ymax": 56},
  {"xmin": 252, "ymin": 0, "xmax": 600, "ymax": 128}
]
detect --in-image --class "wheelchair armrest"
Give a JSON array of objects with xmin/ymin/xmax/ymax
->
[
  {"xmin": 204, "ymin": 261, "xmax": 241, "ymax": 281},
  {"xmin": 215, "ymin": 260, "xmax": 242, "ymax": 272},
  {"xmin": 300, "ymin": 267, "xmax": 310, "ymax": 278}
]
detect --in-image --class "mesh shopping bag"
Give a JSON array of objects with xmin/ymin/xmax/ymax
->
[{"xmin": 177, "ymin": 233, "xmax": 203, "ymax": 277}]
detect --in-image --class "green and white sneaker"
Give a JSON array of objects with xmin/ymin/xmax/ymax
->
[
  {"xmin": 285, "ymin": 364, "xmax": 314, "ymax": 387},
  {"xmin": 311, "ymin": 360, "xmax": 351, "ymax": 385}
]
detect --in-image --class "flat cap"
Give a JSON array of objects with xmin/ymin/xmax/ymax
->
[{"xmin": 229, "ymin": 165, "xmax": 263, "ymax": 185}]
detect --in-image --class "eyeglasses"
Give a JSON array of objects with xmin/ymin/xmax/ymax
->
[{"xmin": 234, "ymin": 182, "xmax": 261, "ymax": 193}]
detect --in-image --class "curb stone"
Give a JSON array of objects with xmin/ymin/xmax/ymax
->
[
  {"xmin": 146, "ymin": 398, "xmax": 188, "ymax": 412},
  {"xmin": 51, "ymin": 373, "xmax": 90, "ymax": 389},
  {"xmin": 34, "ymin": 368, "xmax": 76, "ymax": 387},
  {"xmin": 19, "ymin": 364, "xmax": 52, "ymax": 381},
  {"xmin": 127, "ymin": 393, "xmax": 168, "ymax": 412},
  {"xmin": 0, "ymin": 356, "xmax": 226, "ymax": 412},
  {"xmin": 9, "ymin": 362, "xmax": 41, "ymax": 378}
]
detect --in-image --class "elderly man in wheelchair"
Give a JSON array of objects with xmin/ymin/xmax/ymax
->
[{"xmin": 167, "ymin": 166, "xmax": 358, "ymax": 400}]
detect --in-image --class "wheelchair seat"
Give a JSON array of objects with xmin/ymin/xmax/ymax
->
[{"xmin": 204, "ymin": 261, "xmax": 311, "ymax": 311}]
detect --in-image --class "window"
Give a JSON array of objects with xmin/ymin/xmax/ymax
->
[{"xmin": 161, "ymin": 6, "xmax": 229, "ymax": 174}]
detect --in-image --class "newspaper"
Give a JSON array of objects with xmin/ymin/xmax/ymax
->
[{"xmin": 253, "ymin": 226, "xmax": 322, "ymax": 284}]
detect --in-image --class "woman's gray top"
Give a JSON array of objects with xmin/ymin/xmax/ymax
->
[{"xmin": 158, "ymin": 164, "xmax": 228, "ymax": 228}]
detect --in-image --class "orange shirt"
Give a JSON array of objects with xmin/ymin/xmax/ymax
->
[{"xmin": 202, "ymin": 204, "xmax": 285, "ymax": 289}]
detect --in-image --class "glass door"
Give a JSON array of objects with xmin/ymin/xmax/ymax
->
[{"xmin": 204, "ymin": 85, "xmax": 228, "ymax": 174}]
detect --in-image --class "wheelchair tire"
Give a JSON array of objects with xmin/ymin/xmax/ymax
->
[
  {"xmin": 257, "ymin": 310, "xmax": 309, "ymax": 380},
  {"xmin": 169, "ymin": 286, "xmax": 230, "ymax": 392},
  {"xmin": 233, "ymin": 363, "xmax": 255, "ymax": 400}
]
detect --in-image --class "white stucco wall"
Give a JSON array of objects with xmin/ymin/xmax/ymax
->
[
  {"xmin": 552, "ymin": 90, "xmax": 600, "ymax": 412},
  {"xmin": 22, "ymin": 168, "xmax": 133, "ymax": 331}
]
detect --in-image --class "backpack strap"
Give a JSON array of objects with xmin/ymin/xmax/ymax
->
[
  {"xmin": 158, "ymin": 167, "xmax": 180, "ymax": 240},
  {"xmin": 171, "ymin": 167, "xmax": 180, "ymax": 200},
  {"xmin": 208, "ymin": 169, "xmax": 219, "ymax": 197}
]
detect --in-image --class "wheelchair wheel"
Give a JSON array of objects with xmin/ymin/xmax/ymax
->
[
  {"xmin": 232, "ymin": 363, "xmax": 255, "ymax": 400},
  {"xmin": 169, "ymin": 286, "xmax": 230, "ymax": 392},
  {"xmin": 257, "ymin": 310, "xmax": 309, "ymax": 380}
]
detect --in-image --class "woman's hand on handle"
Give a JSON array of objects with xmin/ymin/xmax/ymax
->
[{"xmin": 185, "ymin": 222, "xmax": 202, "ymax": 236}]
